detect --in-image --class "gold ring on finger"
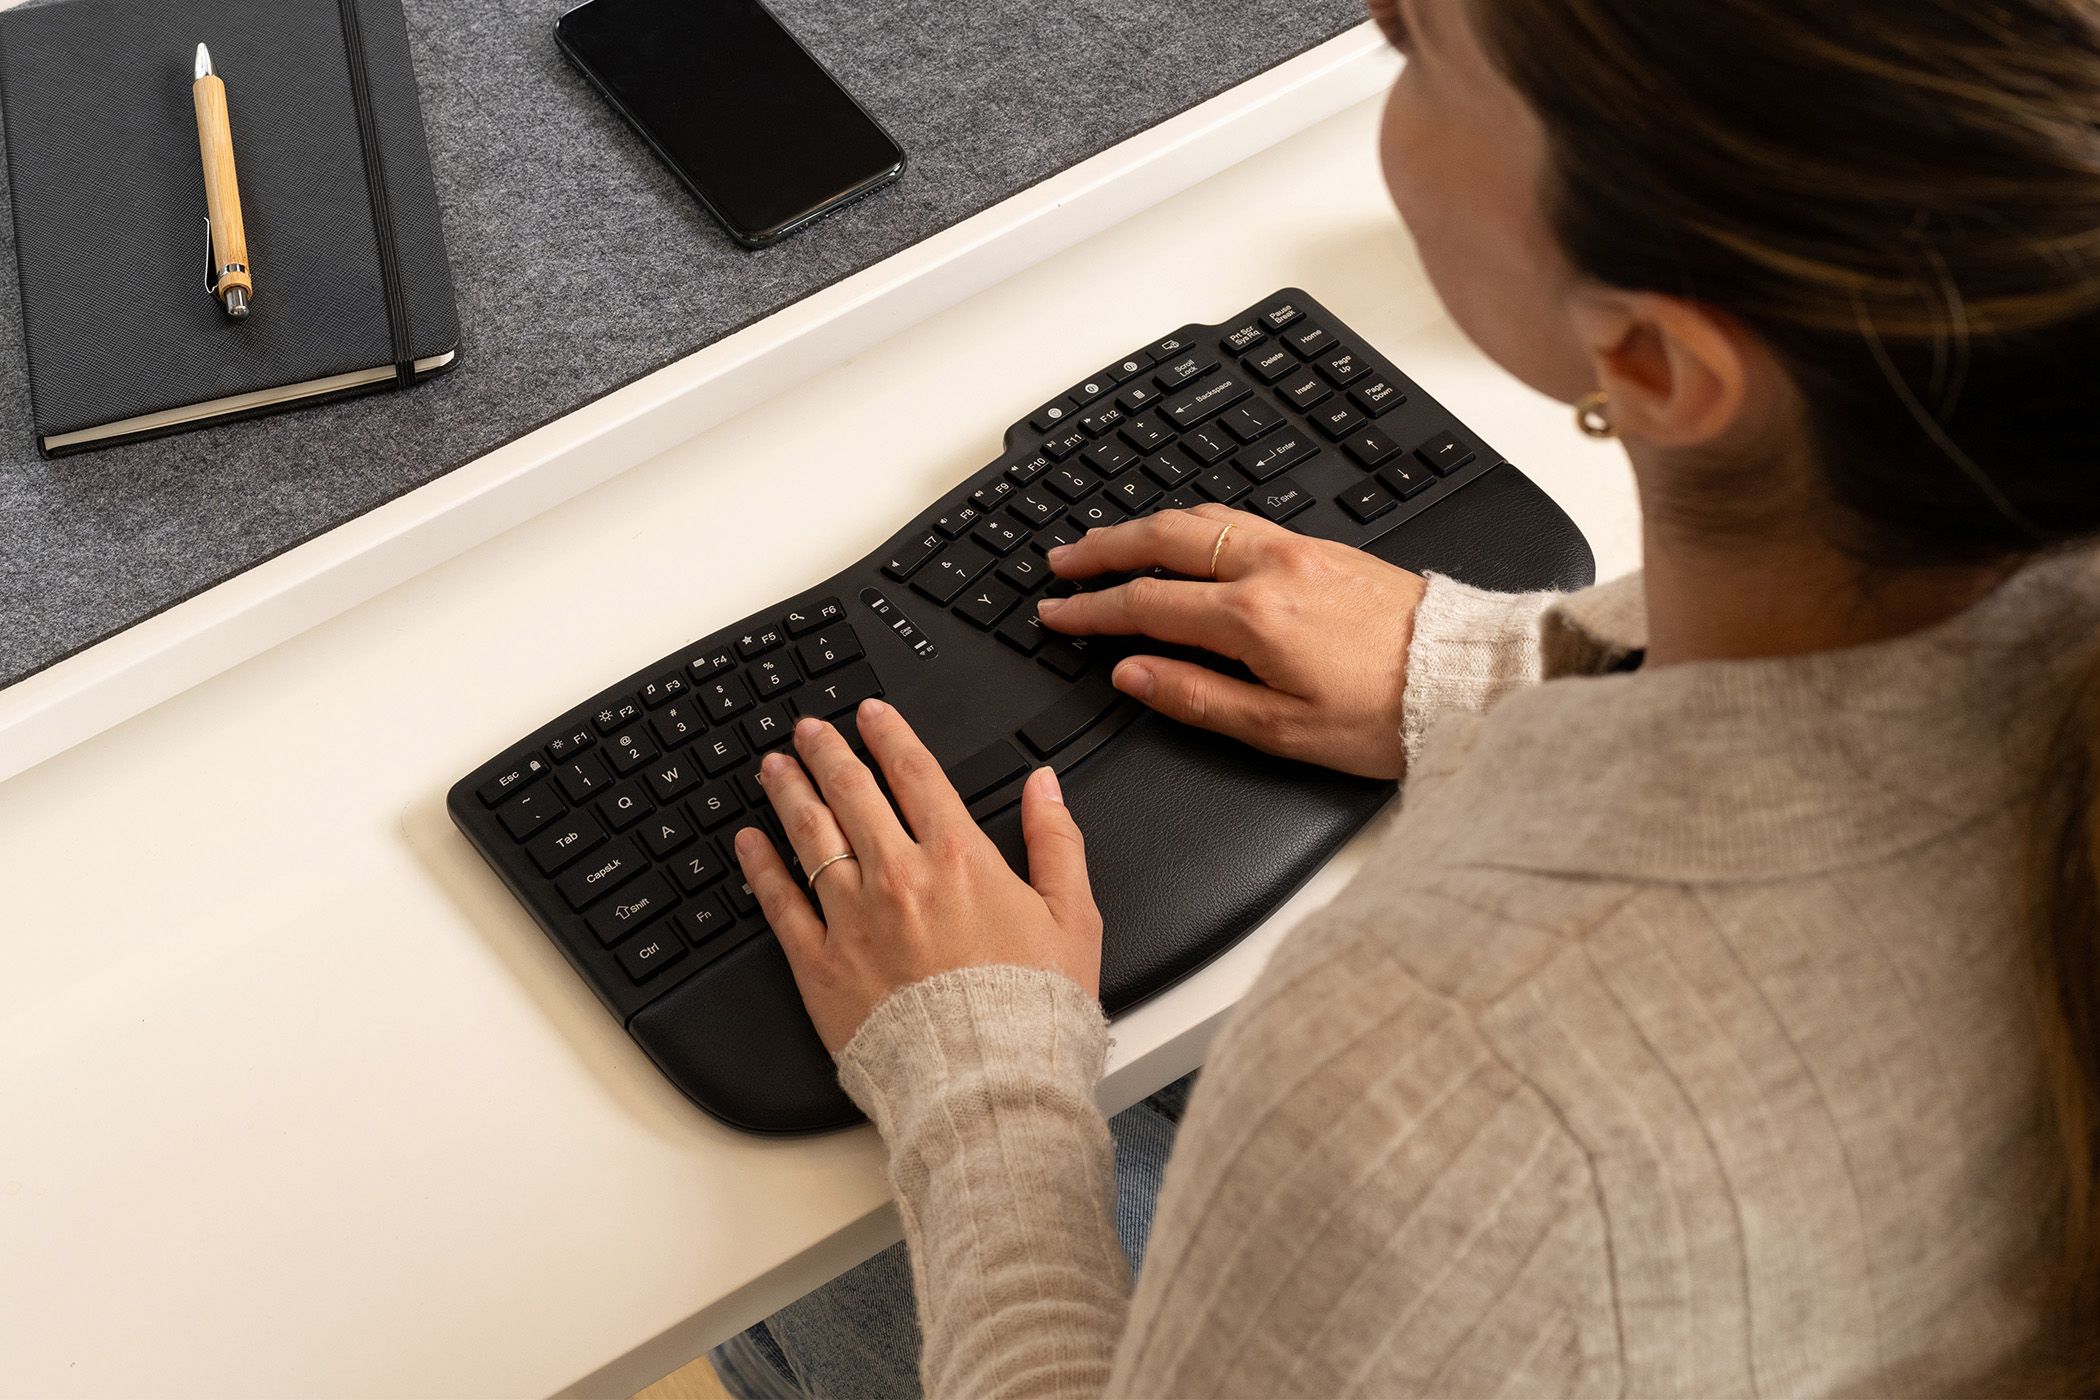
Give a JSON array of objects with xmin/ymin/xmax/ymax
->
[
  {"xmin": 1208, "ymin": 524, "xmax": 1235, "ymax": 581},
  {"xmin": 805, "ymin": 850, "xmax": 858, "ymax": 890}
]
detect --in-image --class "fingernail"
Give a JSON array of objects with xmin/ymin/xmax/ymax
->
[
  {"xmin": 1114, "ymin": 659, "xmax": 1154, "ymax": 700},
  {"xmin": 861, "ymin": 697, "xmax": 889, "ymax": 717},
  {"xmin": 760, "ymin": 752, "xmax": 786, "ymax": 778},
  {"xmin": 795, "ymin": 716, "xmax": 823, "ymax": 739},
  {"xmin": 1046, "ymin": 544, "xmax": 1070, "ymax": 563},
  {"xmin": 1034, "ymin": 766, "xmax": 1064, "ymax": 804},
  {"xmin": 1037, "ymin": 597, "xmax": 1065, "ymax": 618},
  {"xmin": 734, "ymin": 827, "xmax": 761, "ymax": 855}
]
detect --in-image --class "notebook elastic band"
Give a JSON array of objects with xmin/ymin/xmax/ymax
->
[{"xmin": 337, "ymin": 0, "xmax": 414, "ymax": 388}]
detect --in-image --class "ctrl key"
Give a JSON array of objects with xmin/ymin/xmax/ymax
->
[{"xmin": 616, "ymin": 927, "xmax": 685, "ymax": 983}]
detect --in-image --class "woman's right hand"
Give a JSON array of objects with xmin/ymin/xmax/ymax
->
[{"xmin": 1037, "ymin": 504, "xmax": 1428, "ymax": 780}]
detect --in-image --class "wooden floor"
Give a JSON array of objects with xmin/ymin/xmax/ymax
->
[{"xmin": 633, "ymin": 1356, "xmax": 732, "ymax": 1400}]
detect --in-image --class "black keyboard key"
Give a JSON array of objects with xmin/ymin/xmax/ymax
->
[
  {"xmin": 1234, "ymin": 431, "xmax": 1318, "ymax": 483},
  {"xmin": 1037, "ymin": 639, "xmax": 1092, "ymax": 681},
  {"xmin": 527, "ymin": 811, "xmax": 606, "ymax": 875},
  {"xmin": 1243, "ymin": 343, "xmax": 1297, "ymax": 383},
  {"xmin": 1144, "ymin": 443, "xmax": 1202, "ymax": 487},
  {"xmin": 949, "ymin": 739, "xmax": 1030, "ymax": 802},
  {"xmin": 678, "ymin": 892, "xmax": 736, "ymax": 944},
  {"xmin": 1078, "ymin": 403, "xmax": 1124, "ymax": 437},
  {"xmin": 642, "ymin": 807, "xmax": 697, "ymax": 858},
  {"xmin": 544, "ymin": 725, "xmax": 596, "ymax": 764},
  {"xmin": 688, "ymin": 781, "xmax": 745, "ymax": 829},
  {"xmin": 498, "ymin": 783, "xmax": 564, "ymax": 840},
  {"xmin": 556, "ymin": 751, "xmax": 613, "ymax": 803},
  {"xmin": 1376, "ymin": 460, "xmax": 1434, "ymax": 499},
  {"xmin": 476, "ymin": 753, "xmax": 549, "ymax": 807},
  {"xmin": 592, "ymin": 697, "xmax": 643, "ymax": 734},
  {"xmin": 696, "ymin": 672, "xmax": 753, "ymax": 722},
  {"xmin": 1067, "ymin": 370, "xmax": 1117, "ymax": 404},
  {"xmin": 1069, "ymin": 498, "xmax": 1127, "ymax": 531},
  {"xmin": 1312, "ymin": 400, "xmax": 1367, "ymax": 440},
  {"xmin": 1116, "ymin": 381, "xmax": 1160, "ymax": 415},
  {"xmin": 996, "ymin": 608, "xmax": 1049, "ymax": 655},
  {"xmin": 1159, "ymin": 487, "xmax": 1204, "ymax": 512},
  {"xmin": 1195, "ymin": 464, "xmax": 1251, "ymax": 504},
  {"xmin": 1004, "ymin": 450, "xmax": 1053, "ymax": 486},
  {"xmin": 1146, "ymin": 330, "xmax": 1198, "ymax": 360},
  {"xmin": 955, "ymin": 582, "xmax": 1019, "ymax": 629},
  {"xmin": 685, "ymin": 645, "xmax": 736, "ymax": 683},
  {"xmin": 1221, "ymin": 320, "xmax": 1268, "ymax": 355},
  {"xmin": 795, "ymin": 626, "xmax": 863, "ymax": 675},
  {"xmin": 739, "ymin": 701, "xmax": 796, "ymax": 751},
  {"xmin": 996, "ymin": 552, "xmax": 1051, "ymax": 593},
  {"xmin": 1045, "ymin": 464, "xmax": 1100, "ymax": 502},
  {"xmin": 972, "ymin": 517, "xmax": 1028, "ymax": 556},
  {"xmin": 1415, "ymin": 430, "xmax": 1476, "ymax": 476},
  {"xmin": 1154, "ymin": 349, "xmax": 1220, "ymax": 390},
  {"xmin": 749, "ymin": 654, "xmax": 801, "ymax": 699},
  {"xmin": 1344, "ymin": 426, "xmax": 1402, "ymax": 468},
  {"xmin": 645, "ymin": 751, "xmax": 701, "ymax": 802},
  {"xmin": 797, "ymin": 662, "xmax": 882, "ymax": 719},
  {"xmin": 1110, "ymin": 474, "xmax": 1163, "ymax": 512},
  {"xmin": 783, "ymin": 596, "xmax": 844, "ymax": 636},
  {"xmin": 1339, "ymin": 480, "xmax": 1399, "ymax": 524},
  {"xmin": 882, "ymin": 529, "xmax": 945, "ymax": 580},
  {"xmin": 1161, "ymin": 372, "xmax": 1251, "ymax": 429},
  {"xmin": 1279, "ymin": 368, "xmax": 1332, "ymax": 411},
  {"xmin": 971, "ymin": 478, "xmax": 1018, "ymax": 512},
  {"xmin": 735, "ymin": 624, "xmax": 785, "ymax": 659},
  {"xmin": 1009, "ymin": 488, "xmax": 1064, "ymax": 527},
  {"xmin": 651, "ymin": 701, "xmax": 705, "ymax": 750},
  {"xmin": 670, "ymin": 838, "xmax": 730, "ymax": 891},
  {"xmin": 913, "ymin": 543, "xmax": 994, "ymax": 604},
  {"xmin": 1028, "ymin": 395, "xmax": 1080, "ymax": 432},
  {"xmin": 1318, "ymin": 348, "xmax": 1369, "ymax": 385},
  {"xmin": 726, "ymin": 877, "xmax": 762, "ymax": 919},
  {"xmin": 933, "ymin": 504, "xmax": 982, "ymax": 538},
  {"xmin": 1178, "ymin": 425, "xmax": 1236, "ymax": 465},
  {"xmin": 1261, "ymin": 298, "xmax": 1305, "ymax": 331},
  {"xmin": 639, "ymin": 673, "xmax": 687, "ymax": 707},
  {"xmin": 1020, "ymin": 677, "xmax": 1123, "ymax": 757},
  {"xmin": 1220, "ymin": 400, "xmax": 1283, "ymax": 444},
  {"xmin": 616, "ymin": 925, "xmax": 685, "ymax": 982},
  {"xmin": 1084, "ymin": 437, "xmax": 1137, "ymax": 477},
  {"xmin": 1351, "ymin": 378, "xmax": 1406, "ymax": 416},
  {"xmin": 1251, "ymin": 479, "xmax": 1314, "ymax": 523},
  {"xmin": 597, "ymin": 780, "xmax": 654, "ymax": 831},
  {"xmin": 1118, "ymin": 413, "xmax": 1174, "ymax": 453},
  {"xmin": 556, "ymin": 836, "xmax": 645, "ymax": 910},
  {"xmin": 1285, "ymin": 322, "xmax": 1336, "ymax": 357},
  {"xmin": 1042, "ymin": 425, "xmax": 1091, "ymax": 461},
  {"xmin": 1102, "ymin": 351, "xmax": 1153, "ymax": 383},
  {"xmin": 697, "ymin": 730, "xmax": 749, "ymax": 777},
  {"xmin": 606, "ymin": 728, "xmax": 660, "ymax": 774},
  {"xmin": 1034, "ymin": 518, "xmax": 1085, "ymax": 552},
  {"xmin": 589, "ymin": 871, "xmax": 677, "ymax": 948}
]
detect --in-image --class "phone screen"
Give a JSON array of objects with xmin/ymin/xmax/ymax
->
[{"xmin": 556, "ymin": 0, "xmax": 905, "ymax": 246}]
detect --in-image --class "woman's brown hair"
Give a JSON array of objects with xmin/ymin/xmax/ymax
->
[{"xmin": 1472, "ymin": 0, "xmax": 2100, "ymax": 1386}]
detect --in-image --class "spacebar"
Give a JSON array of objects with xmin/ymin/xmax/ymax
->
[{"xmin": 1019, "ymin": 676, "xmax": 1123, "ymax": 757}]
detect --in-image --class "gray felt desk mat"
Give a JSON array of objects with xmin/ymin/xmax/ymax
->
[{"xmin": 0, "ymin": 0, "xmax": 1361, "ymax": 688}]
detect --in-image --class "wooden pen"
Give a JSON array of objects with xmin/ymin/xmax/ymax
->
[{"xmin": 192, "ymin": 43, "xmax": 252, "ymax": 318}]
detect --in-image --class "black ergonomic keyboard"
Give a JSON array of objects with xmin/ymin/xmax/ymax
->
[{"xmin": 448, "ymin": 289, "xmax": 1593, "ymax": 1133}]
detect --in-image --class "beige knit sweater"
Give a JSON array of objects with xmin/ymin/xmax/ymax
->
[{"xmin": 836, "ymin": 552, "xmax": 2099, "ymax": 1398}]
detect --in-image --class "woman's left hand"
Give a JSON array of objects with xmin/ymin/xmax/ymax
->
[{"xmin": 733, "ymin": 698, "xmax": 1104, "ymax": 1055}]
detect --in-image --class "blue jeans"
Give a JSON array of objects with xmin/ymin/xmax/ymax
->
[{"xmin": 711, "ymin": 1074, "xmax": 1197, "ymax": 1400}]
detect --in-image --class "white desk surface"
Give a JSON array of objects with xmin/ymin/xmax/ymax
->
[{"xmin": 0, "ymin": 94, "xmax": 1639, "ymax": 1399}]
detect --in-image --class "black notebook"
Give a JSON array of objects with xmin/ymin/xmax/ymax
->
[{"xmin": 0, "ymin": 0, "xmax": 459, "ymax": 455}]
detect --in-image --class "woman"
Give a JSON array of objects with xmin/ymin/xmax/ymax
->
[{"xmin": 717, "ymin": 0, "xmax": 2100, "ymax": 1392}]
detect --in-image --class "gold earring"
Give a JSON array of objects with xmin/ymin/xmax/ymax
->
[{"xmin": 1575, "ymin": 390, "xmax": 1617, "ymax": 440}]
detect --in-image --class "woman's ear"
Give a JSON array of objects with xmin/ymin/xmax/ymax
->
[{"xmin": 1570, "ymin": 291, "xmax": 1752, "ymax": 448}]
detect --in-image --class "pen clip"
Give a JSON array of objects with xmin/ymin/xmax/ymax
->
[{"xmin": 203, "ymin": 216, "xmax": 217, "ymax": 298}]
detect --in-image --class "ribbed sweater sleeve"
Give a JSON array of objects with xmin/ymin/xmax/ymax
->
[{"xmin": 1399, "ymin": 576, "xmax": 1559, "ymax": 768}]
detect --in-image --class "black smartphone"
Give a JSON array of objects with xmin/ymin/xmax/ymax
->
[{"xmin": 554, "ymin": 0, "xmax": 906, "ymax": 248}]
